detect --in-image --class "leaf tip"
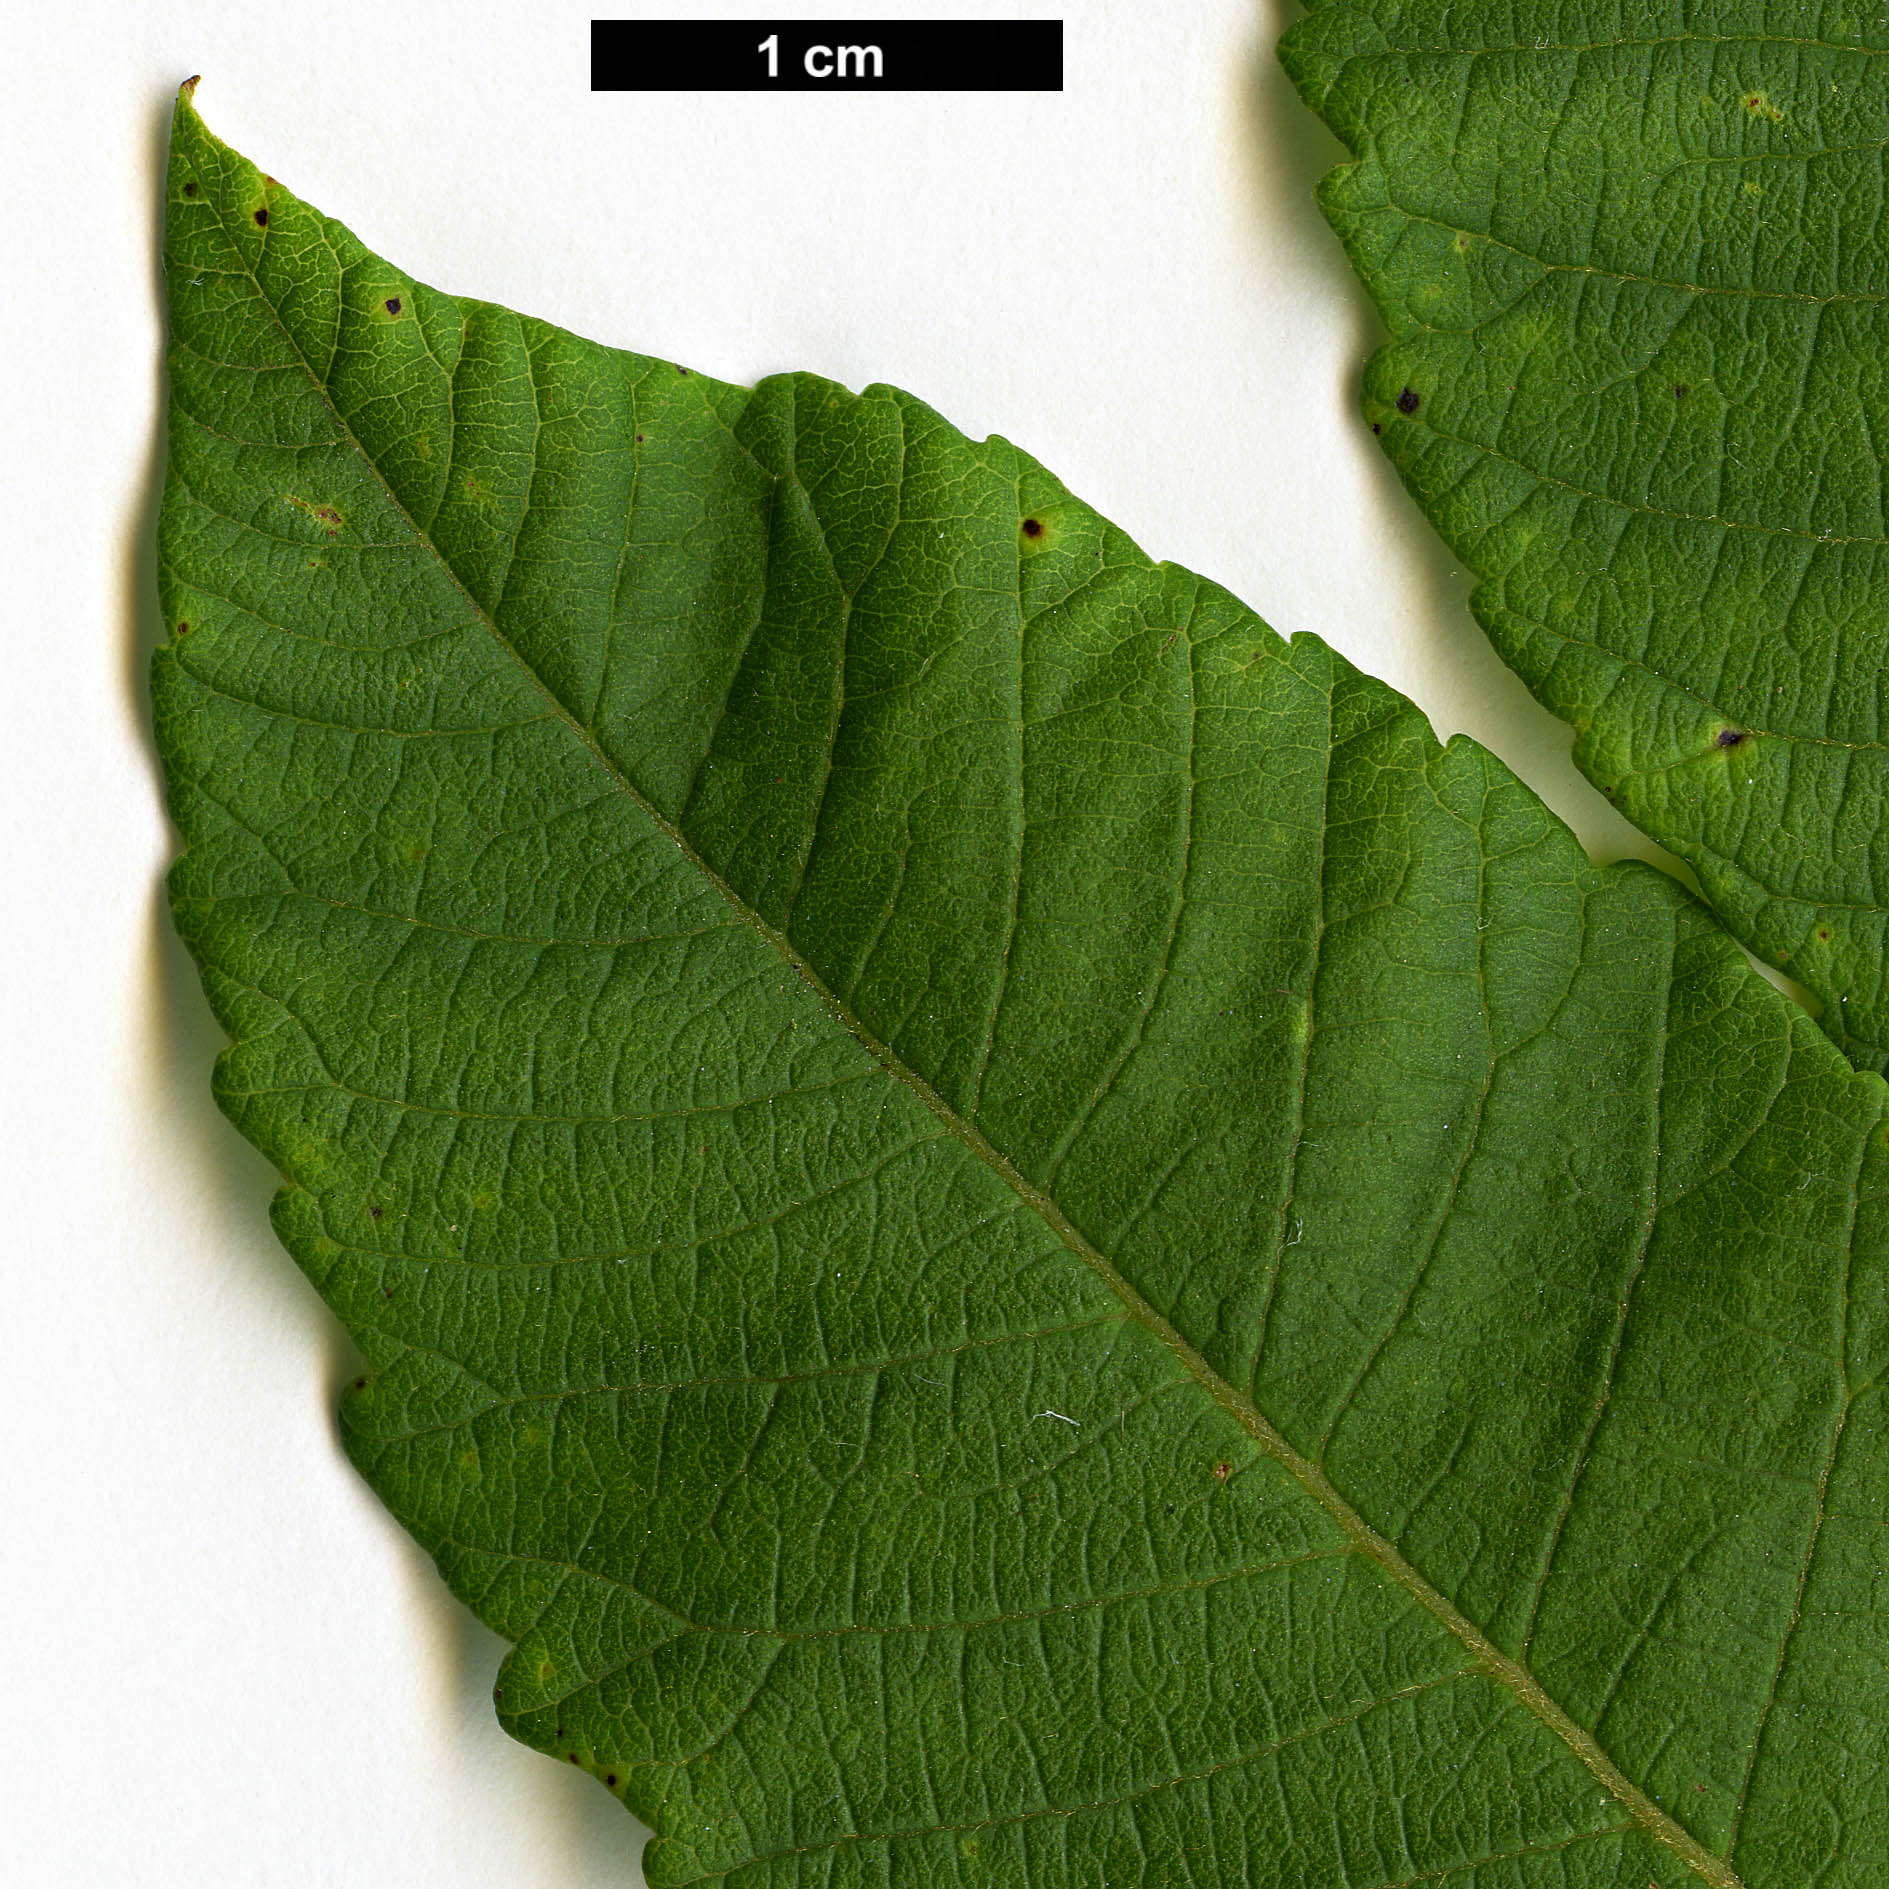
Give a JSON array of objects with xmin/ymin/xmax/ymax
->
[{"xmin": 173, "ymin": 74, "xmax": 205, "ymax": 132}]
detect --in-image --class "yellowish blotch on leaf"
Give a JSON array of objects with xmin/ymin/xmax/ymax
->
[{"xmin": 284, "ymin": 493, "xmax": 344, "ymax": 535}]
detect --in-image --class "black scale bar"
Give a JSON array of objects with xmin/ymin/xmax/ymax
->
[{"xmin": 591, "ymin": 20, "xmax": 1064, "ymax": 92}]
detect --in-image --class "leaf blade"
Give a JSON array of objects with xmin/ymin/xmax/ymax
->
[{"xmin": 158, "ymin": 89, "xmax": 1889, "ymax": 1887}]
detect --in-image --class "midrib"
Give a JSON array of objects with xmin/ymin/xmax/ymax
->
[{"xmin": 190, "ymin": 124, "xmax": 1746, "ymax": 1889}]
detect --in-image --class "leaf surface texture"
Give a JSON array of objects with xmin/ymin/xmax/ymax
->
[
  {"xmin": 157, "ymin": 93, "xmax": 1889, "ymax": 1889},
  {"xmin": 1282, "ymin": 0, "xmax": 1889, "ymax": 1068}
]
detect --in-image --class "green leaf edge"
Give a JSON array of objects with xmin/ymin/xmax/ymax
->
[{"xmin": 1274, "ymin": 3, "xmax": 1889, "ymax": 1075}]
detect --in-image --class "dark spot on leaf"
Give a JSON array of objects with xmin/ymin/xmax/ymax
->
[
  {"xmin": 1213, "ymin": 1462, "xmax": 1231, "ymax": 1482},
  {"xmin": 568, "ymin": 1753, "xmax": 580, "ymax": 1765},
  {"xmin": 1395, "ymin": 386, "xmax": 1420, "ymax": 415},
  {"xmin": 253, "ymin": 207, "xmax": 268, "ymax": 227},
  {"xmin": 182, "ymin": 181, "xmax": 197, "ymax": 197},
  {"xmin": 353, "ymin": 1377, "xmax": 367, "ymax": 1391},
  {"xmin": 635, "ymin": 434, "xmax": 645, "ymax": 444},
  {"xmin": 676, "ymin": 364, "xmax": 689, "ymax": 376},
  {"xmin": 1371, "ymin": 422, "xmax": 1382, "ymax": 435},
  {"xmin": 606, "ymin": 1774, "xmax": 618, "ymax": 1787},
  {"xmin": 1819, "ymin": 928, "xmax": 1832, "ymax": 941},
  {"xmin": 175, "ymin": 621, "xmax": 189, "ymax": 638},
  {"xmin": 384, "ymin": 296, "xmax": 402, "ymax": 316},
  {"xmin": 1716, "ymin": 728, "xmax": 1747, "ymax": 749},
  {"xmin": 1674, "ymin": 383, "xmax": 1689, "ymax": 400},
  {"xmin": 369, "ymin": 1204, "xmax": 383, "ymax": 1219},
  {"xmin": 1021, "ymin": 517, "xmax": 1044, "ymax": 539}
]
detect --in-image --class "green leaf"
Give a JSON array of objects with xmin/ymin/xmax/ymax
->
[
  {"xmin": 1280, "ymin": 2, "xmax": 1889, "ymax": 1071},
  {"xmin": 156, "ymin": 88, "xmax": 1889, "ymax": 1889}
]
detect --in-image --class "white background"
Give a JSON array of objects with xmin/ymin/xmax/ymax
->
[{"xmin": 3, "ymin": 2, "xmax": 1679, "ymax": 1881}]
